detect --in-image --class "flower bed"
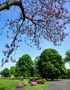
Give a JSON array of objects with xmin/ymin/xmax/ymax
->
[
  {"xmin": 30, "ymin": 82, "xmax": 38, "ymax": 86},
  {"xmin": 16, "ymin": 83, "xmax": 24, "ymax": 88}
]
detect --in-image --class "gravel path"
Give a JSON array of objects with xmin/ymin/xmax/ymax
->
[{"xmin": 45, "ymin": 79, "xmax": 70, "ymax": 90}]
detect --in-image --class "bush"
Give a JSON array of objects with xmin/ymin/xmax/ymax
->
[
  {"xmin": 29, "ymin": 77, "xmax": 34, "ymax": 83},
  {"xmin": 23, "ymin": 79, "xmax": 28, "ymax": 86},
  {"xmin": 10, "ymin": 75, "xmax": 15, "ymax": 80},
  {"xmin": 36, "ymin": 79, "xmax": 45, "ymax": 84},
  {"xmin": 30, "ymin": 82, "xmax": 38, "ymax": 86},
  {"xmin": 16, "ymin": 84, "xmax": 24, "ymax": 88},
  {"xmin": 29, "ymin": 77, "xmax": 42, "ymax": 83},
  {"xmin": 15, "ymin": 76, "xmax": 24, "ymax": 80},
  {"xmin": 0, "ymin": 87, "xmax": 5, "ymax": 90}
]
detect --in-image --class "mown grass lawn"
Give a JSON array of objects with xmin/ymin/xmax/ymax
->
[
  {"xmin": 0, "ymin": 79, "xmax": 48, "ymax": 90},
  {"xmin": 68, "ymin": 81, "xmax": 70, "ymax": 84}
]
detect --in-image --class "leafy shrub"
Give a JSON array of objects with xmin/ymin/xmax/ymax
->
[
  {"xmin": 36, "ymin": 79, "xmax": 45, "ymax": 84},
  {"xmin": 10, "ymin": 75, "xmax": 15, "ymax": 80},
  {"xmin": 29, "ymin": 77, "xmax": 34, "ymax": 83},
  {"xmin": 23, "ymin": 79, "xmax": 28, "ymax": 86},
  {"xmin": 29, "ymin": 77, "xmax": 42, "ymax": 83},
  {"xmin": 19, "ymin": 76, "xmax": 24, "ymax": 80}
]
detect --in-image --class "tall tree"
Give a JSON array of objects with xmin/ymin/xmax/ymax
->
[
  {"xmin": 16, "ymin": 54, "xmax": 34, "ymax": 77},
  {"xmin": 34, "ymin": 56, "xmax": 41, "ymax": 77},
  {"xmin": 66, "ymin": 69, "xmax": 70, "ymax": 79},
  {"xmin": 0, "ymin": 0, "xmax": 70, "ymax": 63},
  {"xmin": 15, "ymin": 65, "xmax": 21, "ymax": 77},
  {"xmin": 64, "ymin": 50, "xmax": 70, "ymax": 63},
  {"xmin": 37, "ymin": 48, "xmax": 66, "ymax": 80},
  {"xmin": 1, "ymin": 68, "xmax": 10, "ymax": 77},
  {"xmin": 10, "ymin": 66, "xmax": 16, "ymax": 76}
]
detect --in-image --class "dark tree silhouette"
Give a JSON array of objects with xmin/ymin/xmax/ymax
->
[{"xmin": 0, "ymin": 0, "xmax": 70, "ymax": 65}]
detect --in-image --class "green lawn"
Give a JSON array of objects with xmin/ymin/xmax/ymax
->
[
  {"xmin": 68, "ymin": 81, "xmax": 70, "ymax": 84},
  {"xmin": 0, "ymin": 79, "xmax": 48, "ymax": 90}
]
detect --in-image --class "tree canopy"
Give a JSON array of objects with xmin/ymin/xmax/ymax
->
[
  {"xmin": 37, "ymin": 48, "xmax": 66, "ymax": 79},
  {"xmin": 34, "ymin": 56, "xmax": 41, "ymax": 77},
  {"xmin": 0, "ymin": 0, "xmax": 70, "ymax": 64},
  {"xmin": 10, "ymin": 66, "xmax": 16, "ymax": 76},
  {"xmin": 16, "ymin": 54, "xmax": 34, "ymax": 77},
  {"xmin": 64, "ymin": 50, "xmax": 70, "ymax": 63},
  {"xmin": 1, "ymin": 68, "xmax": 10, "ymax": 77}
]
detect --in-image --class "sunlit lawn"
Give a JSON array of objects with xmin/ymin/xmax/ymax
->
[
  {"xmin": 68, "ymin": 81, "xmax": 70, "ymax": 84},
  {"xmin": 0, "ymin": 79, "xmax": 48, "ymax": 90}
]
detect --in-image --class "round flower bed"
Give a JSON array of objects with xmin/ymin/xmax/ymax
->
[
  {"xmin": 16, "ymin": 83, "xmax": 24, "ymax": 88},
  {"xmin": 30, "ymin": 82, "xmax": 38, "ymax": 86}
]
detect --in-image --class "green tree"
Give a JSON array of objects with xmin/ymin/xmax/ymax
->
[
  {"xmin": 15, "ymin": 65, "xmax": 21, "ymax": 77},
  {"xmin": 66, "ymin": 69, "xmax": 70, "ymax": 79},
  {"xmin": 64, "ymin": 50, "xmax": 70, "ymax": 63},
  {"xmin": 10, "ymin": 66, "xmax": 16, "ymax": 76},
  {"xmin": 1, "ymin": 68, "xmax": 10, "ymax": 77},
  {"xmin": 34, "ymin": 56, "xmax": 41, "ymax": 77},
  {"xmin": 37, "ymin": 48, "xmax": 66, "ymax": 80},
  {"xmin": 16, "ymin": 54, "xmax": 34, "ymax": 78}
]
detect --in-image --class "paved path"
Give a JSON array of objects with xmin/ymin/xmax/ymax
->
[{"xmin": 45, "ymin": 79, "xmax": 70, "ymax": 90}]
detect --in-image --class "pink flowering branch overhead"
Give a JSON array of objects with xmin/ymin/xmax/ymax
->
[{"xmin": 0, "ymin": 0, "xmax": 70, "ymax": 65}]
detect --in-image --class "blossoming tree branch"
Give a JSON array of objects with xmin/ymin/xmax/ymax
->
[{"xmin": 0, "ymin": 0, "xmax": 70, "ymax": 65}]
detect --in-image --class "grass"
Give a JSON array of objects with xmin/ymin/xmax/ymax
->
[
  {"xmin": 68, "ymin": 82, "xmax": 70, "ymax": 84},
  {"xmin": 0, "ymin": 79, "xmax": 48, "ymax": 90}
]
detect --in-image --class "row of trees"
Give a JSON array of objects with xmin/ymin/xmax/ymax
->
[
  {"xmin": 1, "ymin": 54, "xmax": 34, "ymax": 78},
  {"xmin": 1, "ymin": 48, "xmax": 70, "ymax": 80}
]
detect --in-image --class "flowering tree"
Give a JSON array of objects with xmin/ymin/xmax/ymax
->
[{"xmin": 0, "ymin": 0, "xmax": 70, "ymax": 65}]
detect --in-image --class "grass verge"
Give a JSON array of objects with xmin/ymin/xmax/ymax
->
[{"xmin": 0, "ymin": 79, "xmax": 48, "ymax": 90}]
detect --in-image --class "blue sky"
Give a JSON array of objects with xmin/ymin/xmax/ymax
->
[
  {"xmin": 0, "ymin": 27, "xmax": 70, "ymax": 71},
  {"xmin": 0, "ymin": 1, "xmax": 70, "ymax": 71}
]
